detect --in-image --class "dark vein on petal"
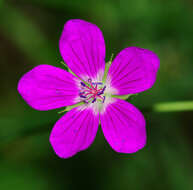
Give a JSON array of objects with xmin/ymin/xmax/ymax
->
[
  {"xmin": 113, "ymin": 77, "xmax": 146, "ymax": 88},
  {"xmin": 38, "ymin": 74, "xmax": 77, "ymax": 86},
  {"xmin": 80, "ymin": 37, "xmax": 93, "ymax": 77},
  {"xmin": 112, "ymin": 64, "xmax": 142, "ymax": 84},
  {"xmin": 88, "ymin": 27, "xmax": 97, "ymax": 75},
  {"xmin": 110, "ymin": 105, "xmax": 128, "ymax": 126},
  {"xmin": 78, "ymin": 111, "xmax": 92, "ymax": 150},
  {"xmin": 68, "ymin": 41, "xmax": 90, "ymax": 76},
  {"xmin": 107, "ymin": 106, "xmax": 120, "ymax": 140},
  {"xmin": 112, "ymin": 102, "xmax": 140, "ymax": 127},
  {"xmin": 40, "ymin": 88, "xmax": 78, "ymax": 93},
  {"xmin": 71, "ymin": 110, "xmax": 90, "ymax": 148},
  {"xmin": 60, "ymin": 109, "xmax": 85, "ymax": 134},
  {"xmin": 109, "ymin": 54, "xmax": 124, "ymax": 76},
  {"xmin": 110, "ymin": 52, "xmax": 131, "ymax": 78}
]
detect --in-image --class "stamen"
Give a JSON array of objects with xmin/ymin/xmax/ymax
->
[
  {"xmin": 92, "ymin": 98, "xmax": 97, "ymax": 103},
  {"xmin": 97, "ymin": 92, "xmax": 103, "ymax": 95},
  {"xmin": 81, "ymin": 82, "xmax": 86, "ymax": 87},
  {"xmin": 103, "ymin": 96, "xmax": 106, "ymax": 103},
  {"xmin": 97, "ymin": 86, "xmax": 106, "ymax": 95},
  {"xmin": 102, "ymin": 86, "xmax": 106, "ymax": 91},
  {"xmin": 80, "ymin": 95, "xmax": 86, "ymax": 98},
  {"xmin": 96, "ymin": 82, "xmax": 103, "ymax": 85},
  {"xmin": 79, "ymin": 79, "xmax": 106, "ymax": 104}
]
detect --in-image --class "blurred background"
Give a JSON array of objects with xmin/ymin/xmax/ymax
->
[{"xmin": 1, "ymin": 0, "xmax": 193, "ymax": 189}]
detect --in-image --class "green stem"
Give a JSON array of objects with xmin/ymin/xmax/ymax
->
[{"xmin": 153, "ymin": 101, "xmax": 193, "ymax": 112}]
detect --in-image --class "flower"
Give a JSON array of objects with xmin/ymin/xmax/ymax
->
[{"xmin": 18, "ymin": 19, "xmax": 160, "ymax": 158}]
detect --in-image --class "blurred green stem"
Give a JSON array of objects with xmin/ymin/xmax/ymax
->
[
  {"xmin": 153, "ymin": 101, "xmax": 193, "ymax": 112},
  {"xmin": 0, "ymin": 101, "xmax": 193, "ymax": 148}
]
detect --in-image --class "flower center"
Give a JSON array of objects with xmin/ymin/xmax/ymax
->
[{"xmin": 79, "ymin": 78, "xmax": 106, "ymax": 104}]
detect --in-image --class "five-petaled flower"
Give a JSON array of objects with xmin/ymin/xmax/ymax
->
[{"xmin": 18, "ymin": 19, "xmax": 160, "ymax": 158}]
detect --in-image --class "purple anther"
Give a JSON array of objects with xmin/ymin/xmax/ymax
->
[
  {"xmin": 98, "ymin": 86, "xmax": 106, "ymax": 95},
  {"xmin": 92, "ymin": 82, "xmax": 103, "ymax": 85},
  {"xmin": 92, "ymin": 98, "xmax": 96, "ymax": 103},
  {"xmin": 88, "ymin": 78, "xmax": 92, "ymax": 83},
  {"xmin": 102, "ymin": 86, "xmax": 106, "ymax": 92},
  {"xmin": 103, "ymin": 96, "xmax": 106, "ymax": 103},
  {"xmin": 80, "ymin": 95, "xmax": 86, "ymax": 98},
  {"xmin": 97, "ymin": 91, "xmax": 103, "ymax": 95},
  {"xmin": 80, "ymin": 82, "xmax": 86, "ymax": 87}
]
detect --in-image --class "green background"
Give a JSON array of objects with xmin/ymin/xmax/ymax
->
[{"xmin": 1, "ymin": 0, "xmax": 193, "ymax": 189}]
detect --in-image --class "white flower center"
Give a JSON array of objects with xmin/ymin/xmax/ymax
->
[
  {"xmin": 79, "ymin": 78, "xmax": 106, "ymax": 104},
  {"xmin": 77, "ymin": 77, "xmax": 117, "ymax": 115}
]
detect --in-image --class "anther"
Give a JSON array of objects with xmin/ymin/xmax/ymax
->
[
  {"xmin": 92, "ymin": 98, "xmax": 96, "ymax": 103},
  {"xmin": 98, "ymin": 86, "xmax": 106, "ymax": 95},
  {"xmin": 97, "ymin": 91, "xmax": 103, "ymax": 95},
  {"xmin": 80, "ymin": 95, "xmax": 86, "ymax": 98},
  {"xmin": 79, "ymin": 78, "xmax": 106, "ymax": 104},
  {"xmin": 92, "ymin": 82, "xmax": 103, "ymax": 85},
  {"xmin": 80, "ymin": 82, "xmax": 86, "ymax": 87},
  {"xmin": 102, "ymin": 86, "xmax": 106, "ymax": 92}
]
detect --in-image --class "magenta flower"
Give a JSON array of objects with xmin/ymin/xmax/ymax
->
[{"xmin": 18, "ymin": 19, "xmax": 159, "ymax": 158}]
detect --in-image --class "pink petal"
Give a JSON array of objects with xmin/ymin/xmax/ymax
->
[
  {"xmin": 50, "ymin": 107, "xmax": 99, "ymax": 158},
  {"xmin": 59, "ymin": 19, "xmax": 105, "ymax": 79},
  {"xmin": 100, "ymin": 98, "xmax": 146, "ymax": 153},
  {"xmin": 18, "ymin": 65, "xmax": 80, "ymax": 111},
  {"xmin": 108, "ymin": 47, "xmax": 160, "ymax": 95}
]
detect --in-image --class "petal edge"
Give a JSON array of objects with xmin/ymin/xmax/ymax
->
[
  {"xmin": 59, "ymin": 19, "xmax": 106, "ymax": 80},
  {"xmin": 18, "ymin": 64, "xmax": 80, "ymax": 111},
  {"xmin": 108, "ymin": 47, "xmax": 160, "ymax": 95},
  {"xmin": 50, "ymin": 107, "xmax": 99, "ymax": 158},
  {"xmin": 100, "ymin": 98, "xmax": 146, "ymax": 153}
]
